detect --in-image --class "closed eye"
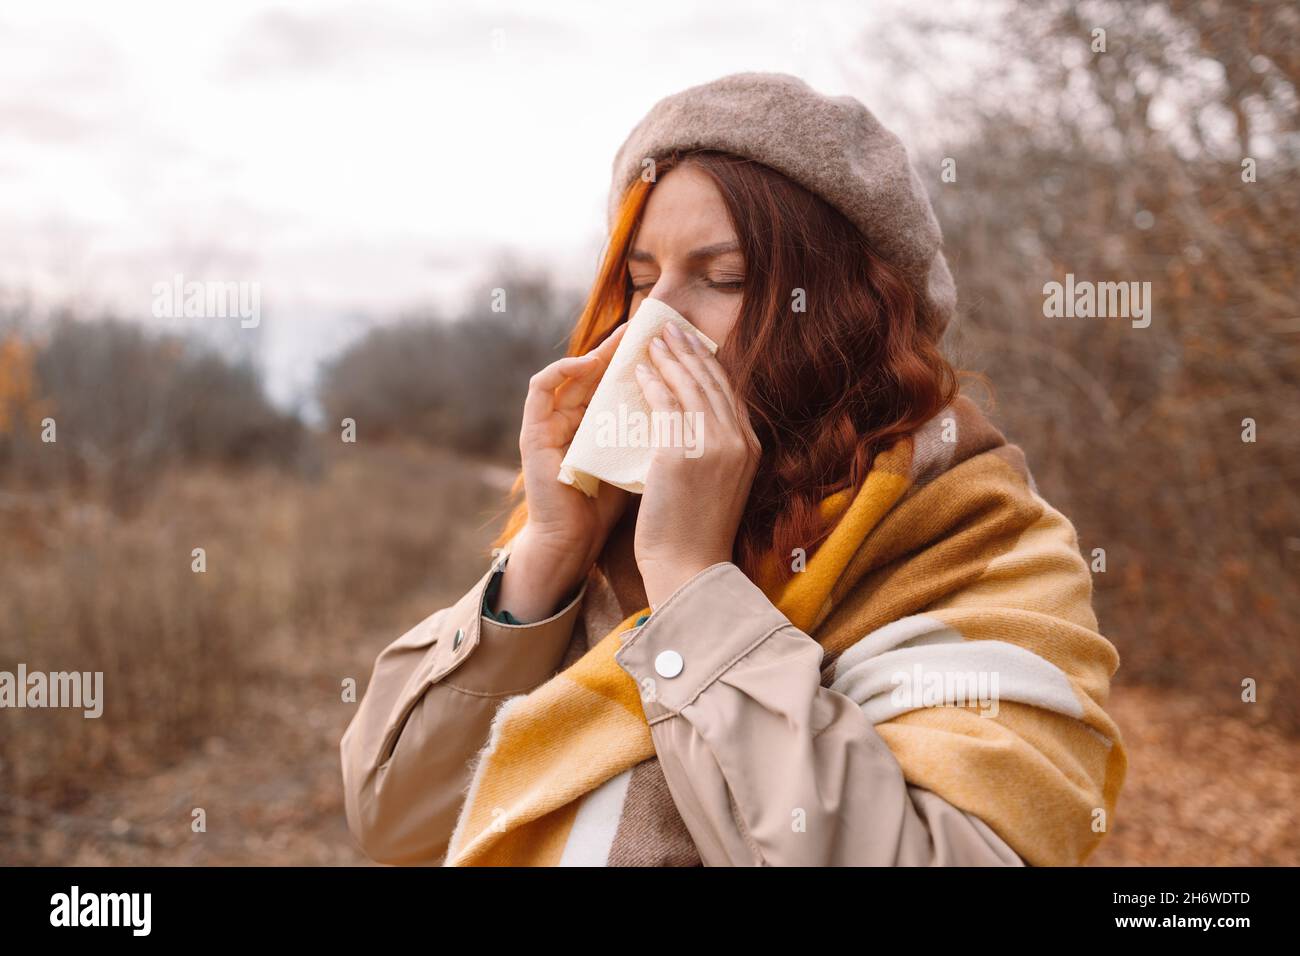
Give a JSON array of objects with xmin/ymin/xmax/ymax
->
[{"xmin": 627, "ymin": 272, "xmax": 745, "ymax": 293}]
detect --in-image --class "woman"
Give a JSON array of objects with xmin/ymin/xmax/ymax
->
[{"xmin": 340, "ymin": 72, "xmax": 1127, "ymax": 867}]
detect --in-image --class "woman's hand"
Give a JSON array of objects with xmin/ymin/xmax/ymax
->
[
  {"xmin": 496, "ymin": 324, "xmax": 631, "ymax": 622},
  {"xmin": 633, "ymin": 322, "xmax": 761, "ymax": 609}
]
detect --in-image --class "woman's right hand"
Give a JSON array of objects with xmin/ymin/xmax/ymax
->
[{"xmin": 493, "ymin": 323, "xmax": 631, "ymax": 622}]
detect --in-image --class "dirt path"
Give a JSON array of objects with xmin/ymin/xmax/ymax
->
[
  {"xmin": 5, "ymin": 619, "xmax": 378, "ymax": 866},
  {"xmin": 1087, "ymin": 686, "xmax": 1300, "ymax": 866}
]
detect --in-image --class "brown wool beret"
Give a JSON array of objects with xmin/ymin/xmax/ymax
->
[{"xmin": 607, "ymin": 71, "xmax": 956, "ymax": 337}]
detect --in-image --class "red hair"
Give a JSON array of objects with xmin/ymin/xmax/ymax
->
[{"xmin": 494, "ymin": 149, "xmax": 958, "ymax": 587}]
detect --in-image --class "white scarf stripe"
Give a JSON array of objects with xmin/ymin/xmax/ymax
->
[
  {"xmin": 828, "ymin": 614, "xmax": 1085, "ymax": 725},
  {"xmin": 558, "ymin": 767, "xmax": 634, "ymax": 866}
]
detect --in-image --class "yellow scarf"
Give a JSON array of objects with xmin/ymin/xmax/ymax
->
[{"xmin": 445, "ymin": 398, "xmax": 1126, "ymax": 866}]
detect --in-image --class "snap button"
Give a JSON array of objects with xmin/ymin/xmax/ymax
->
[
  {"xmin": 452, "ymin": 627, "xmax": 464, "ymax": 650},
  {"xmin": 654, "ymin": 650, "xmax": 683, "ymax": 679}
]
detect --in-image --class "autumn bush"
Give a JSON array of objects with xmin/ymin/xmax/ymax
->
[
  {"xmin": 317, "ymin": 269, "xmax": 576, "ymax": 459},
  {"xmin": 882, "ymin": 0, "xmax": 1300, "ymax": 730},
  {"xmin": 0, "ymin": 316, "xmax": 307, "ymax": 512}
]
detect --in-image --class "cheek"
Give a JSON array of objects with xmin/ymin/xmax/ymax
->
[{"xmin": 691, "ymin": 300, "xmax": 741, "ymax": 349}]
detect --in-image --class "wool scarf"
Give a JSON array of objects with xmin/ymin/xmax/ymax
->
[{"xmin": 444, "ymin": 396, "xmax": 1127, "ymax": 866}]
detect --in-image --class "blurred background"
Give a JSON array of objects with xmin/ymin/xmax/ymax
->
[{"xmin": 1, "ymin": 0, "xmax": 1296, "ymax": 865}]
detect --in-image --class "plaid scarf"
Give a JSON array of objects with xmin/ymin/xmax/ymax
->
[{"xmin": 444, "ymin": 395, "xmax": 1127, "ymax": 866}]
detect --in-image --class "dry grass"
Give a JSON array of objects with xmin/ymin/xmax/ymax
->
[{"xmin": 0, "ymin": 439, "xmax": 507, "ymax": 863}]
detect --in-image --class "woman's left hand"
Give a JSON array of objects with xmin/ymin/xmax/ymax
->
[{"xmin": 633, "ymin": 322, "xmax": 762, "ymax": 609}]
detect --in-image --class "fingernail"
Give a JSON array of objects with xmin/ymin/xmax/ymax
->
[
  {"xmin": 651, "ymin": 337, "xmax": 667, "ymax": 352},
  {"xmin": 665, "ymin": 323, "xmax": 684, "ymax": 341},
  {"xmin": 635, "ymin": 362, "xmax": 648, "ymax": 375}
]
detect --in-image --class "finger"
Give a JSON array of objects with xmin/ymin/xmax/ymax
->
[
  {"xmin": 552, "ymin": 356, "xmax": 605, "ymax": 410},
  {"xmin": 555, "ymin": 323, "xmax": 628, "ymax": 411},
  {"xmin": 677, "ymin": 324, "xmax": 743, "ymax": 407},
  {"xmin": 632, "ymin": 359, "xmax": 680, "ymax": 415},
  {"xmin": 593, "ymin": 321, "xmax": 628, "ymax": 360},
  {"xmin": 523, "ymin": 354, "xmax": 601, "ymax": 423},
  {"xmin": 635, "ymin": 358, "xmax": 718, "ymax": 463},
  {"xmin": 552, "ymin": 403, "xmax": 587, "ymax": 437},
  {"xmin": 647, "ymin": 332, "xmax": 714, "ymax": 415},
  {"xmin": 661, "ymin": 325, "xmax": 760, "ymax": 460},
  {"xmin": 658, "ymin": 323, "xmax": 734, "ymax": 423},
  {"xmin": 523, "ymin": 403, "xmax": 589, "ymax": 453},
  {"xmin": 688, "ymin": 338, "xmax": 755, "ymax": 449}
]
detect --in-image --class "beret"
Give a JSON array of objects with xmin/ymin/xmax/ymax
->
[{"xmin": 607, "ymin": 71, "xmax": 956, "ymax": 337}]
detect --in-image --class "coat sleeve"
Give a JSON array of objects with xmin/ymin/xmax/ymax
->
[
  {"xmin": 612, "ymin": 561, "xmax": 1025, "ymax": 866},
  {"xmin": 339, "ymin": 554, "xmax": 586, "ymax": 865}
]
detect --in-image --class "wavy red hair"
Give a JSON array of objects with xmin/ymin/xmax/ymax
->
[{"xmin": 494, "ymin": 149, "xmax": 958, "ymax": 588}]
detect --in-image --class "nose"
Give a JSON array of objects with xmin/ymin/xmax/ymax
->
[{"xmin": 642, "ymin": 280, "xmax": 692, "ymax": 325}]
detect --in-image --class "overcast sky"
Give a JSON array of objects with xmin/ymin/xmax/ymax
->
[{"xmin": 0, "ymin": 0, "xmax": 934, "ymax": 410}]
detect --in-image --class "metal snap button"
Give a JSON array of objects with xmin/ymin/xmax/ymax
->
[{"xmin": 452, "ymin": 627, "xmax": 464, "ymax": 650}]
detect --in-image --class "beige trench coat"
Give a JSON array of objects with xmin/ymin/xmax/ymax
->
[{"xmin": 339, "ymin": 514, "xmax": 1026, "ymax": 867}]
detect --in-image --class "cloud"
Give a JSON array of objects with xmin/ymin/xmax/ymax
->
[
  {"xmin": 0, "ymin": 101, "xmax": 103, "ymax": 145},
  {"xmin": 221, "ymin": 4, "xmax": 581, "ymax": 79}
]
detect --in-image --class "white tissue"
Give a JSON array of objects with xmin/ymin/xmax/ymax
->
[{"xmin": 557, "ymin": 297, "xmax": 720, "ymax": 497}]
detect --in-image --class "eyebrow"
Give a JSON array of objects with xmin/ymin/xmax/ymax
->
[{"xmin": 628, "ymin": 240, "xmax": 741, "ymax": 264}]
